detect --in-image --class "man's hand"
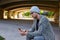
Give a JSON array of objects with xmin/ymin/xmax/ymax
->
[
  {"xmin": 18, "ymin": 28, "xmax": 28, "ymax": 36},
  {"xmin": 20, "ymin": 31, "xmax": 26, "ymax": 36}
]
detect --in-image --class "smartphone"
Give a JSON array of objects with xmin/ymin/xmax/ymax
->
[
  {"xmin": 18, "ymin": 28, "xmax": 26, "ymax": 32},
  {"xmin": 18, "ymin": 28, "xmax": 21, "ymax": 30}
]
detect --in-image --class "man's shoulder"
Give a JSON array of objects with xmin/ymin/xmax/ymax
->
[
  {"xmin": 40, "ymin": 15, "xmax": 47, "ymax": 20},
  {"xmin": 39, "ymin": 15, "xmax": 49, "ymax": 22}
]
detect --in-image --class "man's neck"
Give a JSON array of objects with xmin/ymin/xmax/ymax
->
[{"xmin": 37, "ymin": 15, "xmax": 40, "ymax": 20}]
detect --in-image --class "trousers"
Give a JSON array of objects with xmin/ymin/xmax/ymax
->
[{"xmin": 26, "ymin": 34, "xmax": 44, "ymax": 40}]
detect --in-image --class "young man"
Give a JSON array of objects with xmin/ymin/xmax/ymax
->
[{"xmin": 18, "ymin": 6, "xmax": 55, "ymax": 40}]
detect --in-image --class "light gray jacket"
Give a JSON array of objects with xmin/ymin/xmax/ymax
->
[{"xmin": 28, "ymin": 15, "xmax": 55, "ymax": 40}]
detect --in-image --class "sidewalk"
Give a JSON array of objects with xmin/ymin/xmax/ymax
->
[{"xmin": 0, "ymin": 20, "xmax": 60, "ymax": 40}]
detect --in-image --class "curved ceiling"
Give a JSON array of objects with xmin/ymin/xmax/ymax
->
[
  {"xmin": 0, "ymin": 1, "xmax": 59, "ymax": 12},
  {"xmin": 0, "ymin": 0, "xmax": 59, "ymax": 5}
]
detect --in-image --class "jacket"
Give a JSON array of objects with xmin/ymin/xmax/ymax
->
[{"xmin": 28, "ymin": 15, "xmax": 55, "ymax": 40}]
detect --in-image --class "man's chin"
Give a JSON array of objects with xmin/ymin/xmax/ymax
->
[{"xmin": 33, "ymin": 18, "xmax": 37, "ymax": 19}]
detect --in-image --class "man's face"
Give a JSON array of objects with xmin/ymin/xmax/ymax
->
[{"xmin": 31, "ymin": 12, "xmax": 37, "ymax": 19}]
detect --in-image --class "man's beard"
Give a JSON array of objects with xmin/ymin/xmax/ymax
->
[{"xmin": 33, "ymin": 16, "xmax": 37, "ymax": 19}]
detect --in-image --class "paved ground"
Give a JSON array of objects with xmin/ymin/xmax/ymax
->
[{"xmin": 0, "ymin": 20, "xmax": 60, "ymax": 40}]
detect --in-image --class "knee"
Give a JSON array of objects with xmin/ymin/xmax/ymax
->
[
  {"xmin": 26, "ymin": 33, "xmax": 31, "ymax": 38},
  {"xmin": 34, "ymin": 36, "xmax": 44, "ymax": 40},
  {"xmin": 26, "ymin": 33, "xmax": 33, "ymax": 39}
]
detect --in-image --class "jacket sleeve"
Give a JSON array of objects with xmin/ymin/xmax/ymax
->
[{"xmin": 27, "ymin": 17, "xmax": 48, "ymax": 37}]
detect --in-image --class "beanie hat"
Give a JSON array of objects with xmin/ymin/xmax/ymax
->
[{"xmin": 30, "ymin": 6, "xmax": 40, "ymax": 14}]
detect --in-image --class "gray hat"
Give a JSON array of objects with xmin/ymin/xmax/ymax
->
[{"xmin": 30, "ymin": 6, "xmax": 40, "ymax": 14}]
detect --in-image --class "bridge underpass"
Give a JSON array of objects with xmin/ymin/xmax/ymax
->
[
  {"xmin": 0, "ymin": 1, "xmax": 59, "ymax": 40},
  {"xmin": 0, "ymin": 1, "xmax": 59, "ymax": 23}
]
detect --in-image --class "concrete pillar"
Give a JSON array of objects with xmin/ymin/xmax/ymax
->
[
  {"xmin": 8, "ymin": 10, "xmax": 11, "ymax": 19},
  {"xmin": 59, "ymin": 8, "xmax": 60, "ymax": 27},
  {"xmin": 14, "ymin": 11, "xmax": 18, "ymax": 19},
  {"xmin": 54, "ymin": 8, "xmax": 59, "ymax": 24},
  {"xmin": 8, "ymin": 10, "xmax": 16, "ymax": 19},
  {"xmin": 9, "ymin": 11, "xmax": 14, "ymax": 19},
  {"xmin": 0, "ymin": 8, "xmax": 3, "ymax": 19},
  {"xmin": 59, "ymin": 3, "xmax": 60, "ymax": 27},
  {"xmin": 9, "ymin": 11, "xmax": 17, "ymax": 19},
  {"xmin": 3, "ymin": 10, "xmax": 8, "ymax": 19}
]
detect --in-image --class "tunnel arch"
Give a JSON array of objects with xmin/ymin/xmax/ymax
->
[
  {"xmin": 0, "ymin": 1, "xmax": 58, "ymax": 12},
  {"xmin": 0, "ymin": 1, "xmax": 59, "ymax": 24}
]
